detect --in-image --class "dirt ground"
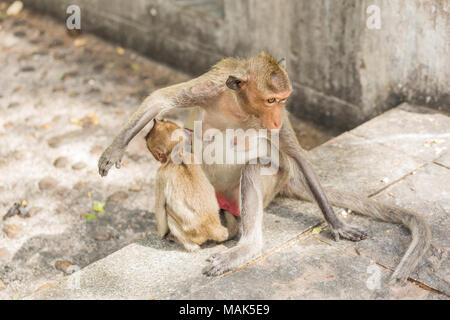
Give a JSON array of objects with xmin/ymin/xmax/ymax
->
[{"xmin": 0, "ymin": 5, "xmax": 335, "ymax": 299}]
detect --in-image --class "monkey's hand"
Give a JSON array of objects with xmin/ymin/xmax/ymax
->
[
  {"xmin": 202, "ymin": 243, "xmax": 262, "ymax": 276},
  {"xmin": 330, "ymin": 223, "xmax": 367, "ymax": 242},
  {"xmin": 98, "ymin": 143, "xmax": 125, "ymax": 177}
]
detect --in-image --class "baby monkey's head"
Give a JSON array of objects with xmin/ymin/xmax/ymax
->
[{"xmin": 145, "ymin": 119, "xmax": 191, "ymax": 163}]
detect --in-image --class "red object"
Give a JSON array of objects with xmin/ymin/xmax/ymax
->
[{"xmin": 216, "ymin": 193, "xmax": 240, "ymax": 217}]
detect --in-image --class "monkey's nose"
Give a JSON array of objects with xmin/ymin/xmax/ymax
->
[{"xmin": 272, "ymin": 120, "xmax": 282, "ymax": 130}]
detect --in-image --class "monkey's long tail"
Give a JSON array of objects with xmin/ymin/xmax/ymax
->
[{"xmin": 325, "ymin": 189, "xmax": 431, "ymax": 284}]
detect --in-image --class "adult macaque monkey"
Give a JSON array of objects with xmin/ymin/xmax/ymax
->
[{"xmin": 99, "ymin": 52, "xmax": 430, "ymax": 283}]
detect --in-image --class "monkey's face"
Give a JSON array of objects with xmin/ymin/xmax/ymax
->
[
  {"xmin": 225, "ymin": 52, "xmax": 292, "ymax": 130},
  {"xmin": 226, "ymin": 73, "xmax": 292, "ymax": 130}
]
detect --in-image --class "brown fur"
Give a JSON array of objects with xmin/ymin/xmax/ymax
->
[{"xmin": 146, "ymin": 120, "xmax": 238, "ymax": 252}]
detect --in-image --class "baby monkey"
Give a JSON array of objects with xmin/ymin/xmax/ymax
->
[{"xmin": 145, "ymin": 119, "xmax": 238, "ymax": 252}]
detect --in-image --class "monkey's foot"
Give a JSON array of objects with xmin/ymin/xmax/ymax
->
[
  {"xmin": 98, "ymin": 144, "xmax": 125, "ymax": 177},
  {"xmin": 165, "ymin": 233, "xmax": 176, "ymax": 242},
  {"xmin": 183, "ymin": 242, "xmax": 201, "ymax": 252},
  {"xmin": 202, "ymin": 244, "xmax": 262, "ymax": 276},
  {"xmin": 331, "ymin": 223, "xmax": 367, "ymax": 242}
]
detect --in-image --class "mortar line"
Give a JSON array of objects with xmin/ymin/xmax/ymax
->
[
  {"xmin": 335, "ymin": 131, "xmax": 431, "ymax": 198},
  {"xmin": 433, "ymin": 161, "xmax": 450, "ymax": 170},
  {"xmin": 368, "ymin": 163, "xmax": 428, "ymax": 198}
]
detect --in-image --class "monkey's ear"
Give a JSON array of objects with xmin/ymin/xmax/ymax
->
[
  {"xmin": 278, "ymin": 58, "xmax": 287, "ymax": 69},
  {"xmin": 226, "ymin": 75, "xmax": 247, "ymax": 90},
  {"xmin": 150, "ymin": 119, "xmax": 159, "ymax": 131}
]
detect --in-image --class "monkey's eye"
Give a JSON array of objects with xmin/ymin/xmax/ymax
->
[{"xmin": 267, "ymin": 98, "xmax": 276, "ymax": 104}]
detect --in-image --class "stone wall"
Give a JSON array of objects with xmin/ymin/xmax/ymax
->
[{"xmin": 13, "ymin": 0, "xmax": 450, "ymax": 130}]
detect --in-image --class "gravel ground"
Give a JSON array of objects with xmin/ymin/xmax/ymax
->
[{"xmin": 0, "ymin": 5, "xmax": 335, "ymax": 299}]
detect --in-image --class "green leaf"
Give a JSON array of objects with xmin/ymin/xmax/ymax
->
[
  {"xmin": 131, "ymin": 64, "xmax": 140, "ymax": 71},
  {"xmin": 311, "ymin": 226, "xmax": 323, "ymax": 235},
  {"xmin": 93, "ymin": 201, "xmax": 105, "ymax": 213},
  {"xmin": 85, "ymin": 214, "xmax": 98, "ymax": 221}
]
